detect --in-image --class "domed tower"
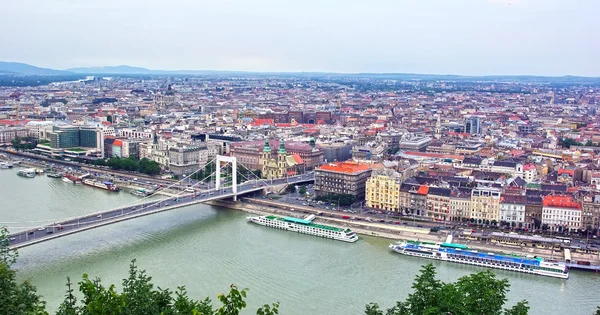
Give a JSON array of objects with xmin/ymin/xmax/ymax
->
[
  {"xmin": 261, "ymin": 138, "xmax": 271, "ymax": 177},
  {"xmin": 309, "ymin": 137, "xmax": 317, "ymax": 152},
  {"xmin": 277, "ymin": 139, "xmax": 287, "ymax": 177}
]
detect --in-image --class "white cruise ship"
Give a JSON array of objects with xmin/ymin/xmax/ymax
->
[
  {"xmin": 248, "ymin": 214, "xmax": 358, "ymax": 242},
  {"xmin": 390, "ymin": 240, "xmax": 568, "ymax": 279}
]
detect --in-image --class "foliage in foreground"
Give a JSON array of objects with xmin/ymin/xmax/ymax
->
[
  {"xmin": 364, "ymin": 264, "xmax": 529, "ymax": 315},
  {"xmin": 3, "ymin": 226, "xmax": 600, "ymax": 315},
  {"xmin": 1, "ymin": 227, "xmax": 279, "ymax": 315}
]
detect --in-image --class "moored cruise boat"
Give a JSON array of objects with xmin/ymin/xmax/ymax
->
[
  {"xmin": 62, "ymin": 174, "xmax": 81, "ymax": 184},
  {"xmin": 247, "ymin": 214, "xmax": 358, "ymax": 242},
  {"xmin": 389, "ymin": 241, "xmax": 568, "ymax": 279},
  {"xmin": 17, "ymin": 168, "xmax": 36, "ymax": 178},
  {"xmin": 46, "ymin": 172, "xmax": 64, "ymax": 178},
  {"xmin": 130, "ymin": 189, "xmax": 152, "ymax": 197},
  {"xmin": 0, "ymin": 162, "xmax": 13, "ymax": 169},
  {"xmin": 82, "ymin": 178, "xmax": 120, "ymax": 192}
]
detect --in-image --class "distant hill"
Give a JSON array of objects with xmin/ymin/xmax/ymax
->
[
  {"xmin": 0, "ymin": 61, "xmax": 71, "ymax": 75},
  {"xmin": 1, "ymin": 61, "xmax": 599, "ymax": 84},
  {"xmin": 67, "ymin": 65, "xmax": 153, "ymax": 74}
]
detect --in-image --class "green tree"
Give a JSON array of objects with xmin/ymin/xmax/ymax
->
[
  {"xmin": 0, "ymin": 227, "xmax": 49, "ymax": 315},
  {"xmin": 138, "ymin": 158, "xmax": 161, "ymax": 175},
  {"xmin": 298, "ymin": 185, "xmax": 307, "ymax": 195},
  {"xmin": 365, "ymin": 264, "xmax": 530, "ymax": 315},
  {"xmin": 285, "ymin": 184, "xmax": 296, "ymax": 193}
]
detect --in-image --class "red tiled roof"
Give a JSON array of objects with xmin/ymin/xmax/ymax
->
[
  {"xmin": 0, "ymin": 119, "xmax": 31, "ymax": 126},
  {"xmin": 292, "ymin": 153, "xmax": 304, "ymax": 164},
  {"xmin": 417, "ymin": 186, "xmax": 429, "ymax": 195},
  {"xmin": 542, "ymin": 195, "xmax": 581, "ymax": 209},
  {"xmin": 558, "ymin": 169, "xmax": 574, "ymax": 176},
  {"xmin": 251, "ymin": 119, "xmax": 274, "ymax": 126},
  {"xmin": 317, "ymin": 162, "xmax": 371, "ymax": 174}
]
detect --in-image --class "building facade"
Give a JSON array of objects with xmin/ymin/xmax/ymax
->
[
  {"xmin": 315, "ymin": 162, "xmax": 372, "ymax": 200},
  {"xmin": 168, "ymin": 144, "xmax": 204, "ymax": 176},
  {"xmin": 470, "ymin": 186, "xmax": 502, "ymax": 222},
  {"xmin": 499, "ymin": 195, "xmax": 526, "ymax": 226},
  {"xmin": 0, "ymin": 127, "xmax": 29, "ymax": 144},
  {"xmin": 260, "ymin": 139, "xmax": 302, "ymax": 179},
  {"xmin": 542, "ymin": 195, "xmax": 582, "ymax": 232},
  {"xmin": 231, "ymin": 139, "xmax": 323, "ymax": 170},
  {"xmin": 365, "ymin": 169, "xmax": 402, "ymax": 212},
  {"xmin": 426, "ymin": 187, "xmax": 451, "ymax": 221},
  {"xmin": 581, "ymin": 195, "xmax": 600, "ymax": 233}
]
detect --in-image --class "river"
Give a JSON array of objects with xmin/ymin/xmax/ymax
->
[{"xmin": 1, "ymin": 168, "xmax": 599, "ymax": 315}]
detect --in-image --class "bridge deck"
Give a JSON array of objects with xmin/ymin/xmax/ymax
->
[{"xmin": 8, "ymin": 174, "xmax": 313, "ymax": 249}]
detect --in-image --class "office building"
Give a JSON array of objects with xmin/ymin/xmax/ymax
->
[{"xmin": 315, "ymin": 162, "xmax": 372, "ymax": 199}]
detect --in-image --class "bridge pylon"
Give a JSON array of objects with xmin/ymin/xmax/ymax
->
[{"xmin": 215, "ymin": 155, "xmax": 238, "ymax": 200}]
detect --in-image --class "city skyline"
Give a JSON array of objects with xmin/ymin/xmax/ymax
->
[{"xmin": 1, "ymin": 0, "xmax": 600, "ymax": 76}]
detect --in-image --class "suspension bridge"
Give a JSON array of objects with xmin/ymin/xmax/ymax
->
[{"xmin": 5, "ymin": 156, "xmax": 314, "ymax": 249}]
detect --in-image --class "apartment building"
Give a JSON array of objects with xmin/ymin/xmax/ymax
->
[
  {"xmin": 449, "ymin": 188, "xmax": 471, "ymax": 222},
  {"xmin": 542, "ymin": 195, "xmax": 582, "ymax": 232},
  {"xmin": 470, "ymin": 186, "xmax": 502, "ymax": 222},
  {"xmin": 365, "ymin": 169, "xmax": 402, "ymax": 212},
  {"xmin": 426, "ymin": 187, "xmax": 451, "ymax": 221},
  {"xmin": 499, "ymin": 195, "xmax": 526, "ymax": 226},
  {"xmin": 581, "ymin": 195, "xmax": 600, "ymax": 232},
  {"xmin": 315, "ymin": 162, "xmax": 372, "ymax": 199}
]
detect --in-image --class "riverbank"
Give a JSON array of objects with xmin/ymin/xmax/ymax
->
[{"xmin": 208, "ymin": 199, "xmax": 600, "ymax": 264}]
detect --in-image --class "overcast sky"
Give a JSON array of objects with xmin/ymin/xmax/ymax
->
[{"xmin": 1, "ymin": 0, "xmax": 599, "ymax": 76}]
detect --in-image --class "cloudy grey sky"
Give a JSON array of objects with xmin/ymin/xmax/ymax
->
[{"xmin": 2, "ymin": 0, "xmax": 599, "ymax": 76}]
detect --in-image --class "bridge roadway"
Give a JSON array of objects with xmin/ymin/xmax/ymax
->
[{"xmin": 7, "ymin": 173, "xmax": 314, "ymax": 249}]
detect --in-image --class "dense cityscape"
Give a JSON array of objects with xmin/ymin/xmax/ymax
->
[
  {"xmin": 2, "ymin": 71, "xmax": 600, "ymax": 313},
  {"xmin": 2, "ymin": 75, "xmax": 600, "ymax": 235}
]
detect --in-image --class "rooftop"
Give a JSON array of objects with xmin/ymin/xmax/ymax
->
[{"xmin": 317, "ymin": 161, "xmax": 372, "ymax": 174}]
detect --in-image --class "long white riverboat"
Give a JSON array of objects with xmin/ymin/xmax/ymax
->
[
  {"xmin": 248, "ymin": 214, "xmax": 358, "ymax": 242},
  {"xmin": 389, "ymin": 240, "xmax": 568, "ymax": 279}
]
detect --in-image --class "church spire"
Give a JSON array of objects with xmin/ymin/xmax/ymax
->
[
  {"xmin": 263, "ymin": 138, "xmax": 271, "ymax": 152},
  {"xmin": 278, "ymin": 139, "xmax": 287, "ymax": 154}
]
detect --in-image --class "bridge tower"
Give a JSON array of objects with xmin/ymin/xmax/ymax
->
[{"xmin": 215, "ymin": 155, "xmax": 238, "ymax": 200}]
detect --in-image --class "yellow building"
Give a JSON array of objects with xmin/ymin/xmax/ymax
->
[
  {"xmin": 470, "ymin": 186, "xmax": 501, "ymax": 223},
  {"xmin": 365, "ymin": 169, "xmax": 402, "ymax": 212},
  {"xmin": 261, "ymin": 139, "xmax": 302, "ymax": 179}
]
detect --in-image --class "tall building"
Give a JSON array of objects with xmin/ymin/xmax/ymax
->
[
  {"xmin": 465, "ymin": 116, "xmax": 481, "ymax": 135},
  {"xmin": 470, "ymin": 186, "xmax": 501, "ymax": 222},
  {"xmin": 499, "ymin": 195, "xmax": 526, "ymax": 226},
  {"xmin": 426, "ymin": 187, "xmax": 452, "ymax": 221},
  {"xmin": 365, "ymin": 169, "xmax": 402, "ymax": 212},
  {"xmin": 46, "ymin": 125, "xmax": 100, "ymax": 149},
  {"xmin": 315, "ymin": 162, "xmax": 372, "ymax": 200},
  {"xmin": 434, "ymin": 115, "xmax": 442, "ymax": 139},
  {"xmin": 79, "ymin": 127, "xmax": 98, "ymax": 148}
]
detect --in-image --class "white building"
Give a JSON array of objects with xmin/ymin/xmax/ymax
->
[
  {"xmin": 499, "ymin": 197, "xmax": 526, "ymax": 226},
  {"xmin": 541, "ymin": 196, "xmax": 582, "ymax": 232}
]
